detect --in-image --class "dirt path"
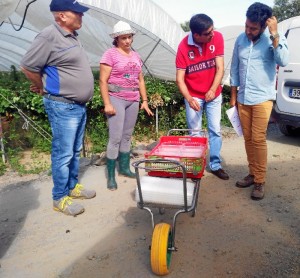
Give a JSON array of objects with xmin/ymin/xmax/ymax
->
[{"xmin": 0, "ymin": 124, "xmax": 299, "ymax": 278}]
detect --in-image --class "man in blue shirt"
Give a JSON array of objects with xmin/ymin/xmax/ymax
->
[{"xmin": 230, "ymin": 2, "xmax": 289, "ymax": 200}]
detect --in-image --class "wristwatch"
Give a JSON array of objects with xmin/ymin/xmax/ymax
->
[{"xmin": 270, "ymin": 33, "xmax": 280, "ymax": 41}]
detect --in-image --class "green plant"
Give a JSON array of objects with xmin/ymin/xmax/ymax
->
[
  {"xmin": 0, "ymin": 159, "xmax": 6, "ymax": 176},
  {"xmin": 145, "ymin": 77, "xmax": 182, "ymax": 106},
  {"xmin": 172, "ymin": 106, "xmax": 187, "ymax": 130},
  {"xmin": 86, "ymin": 115, "xmax": 109, "ymax": 154},
  {"xmin": 221, "ymin": 102, "xmax": 231, "ymax": 127},
  {"xmin": 86, "ymin": 87, "xmax": 108, "ymax": 153},
  {"xmin": 222, "ymin": 85, "xmax": 231, "ymax": 104},
  {"xmin": 0, "ymin": 70, "xmax": 234, "ymax": 176},
  {"xmin": 6, "ymin": 147, "xmax": 24, "ymax": 174},
  {"xmin": 28, "ymin": 149, "xmax": 51, "ymax": 174},
  {"xmin": 6, "ymin": 146, "xmax": 50, "ymax": 175},
  {"xmin": 0, "ymin": 88, "xmax": 16, "ymax": 115}
]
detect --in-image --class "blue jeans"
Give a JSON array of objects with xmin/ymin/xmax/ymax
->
[
  {"xmin": 43, "ymin": 98, "xmax": 87, "ymax": 200},
  {"xmin": 184, "ymin": 94, "xmax": 223, "ymax": 171}
]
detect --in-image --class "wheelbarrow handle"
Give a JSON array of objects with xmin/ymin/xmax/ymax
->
[
  {"xmin": 132, "ymin": 158, "xmax": 186, "ymax": 174},
  {"xmin": 167, "ymin": 128, "xmax": 207, "ymax": 137}
]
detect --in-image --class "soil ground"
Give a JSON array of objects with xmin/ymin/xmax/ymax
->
[{"xmin": 0, "ymin": 123, "xmax": 299, "ymax": 278}]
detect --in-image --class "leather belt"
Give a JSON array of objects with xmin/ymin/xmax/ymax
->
[
  {"xmin": 44, "ymin": 94, "xmax": 84, "ymax": 105},
  {"xmin": 108, "ymin": 84, "xmax": 139, "ymax": 92}
]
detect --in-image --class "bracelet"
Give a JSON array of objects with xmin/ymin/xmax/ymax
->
[
  {"xmin": 270, "ymin": 33, "xmax": 280, "ymax": 41},
  {"xmin": 142, "ymin": 100, "xmax": 148, "ymax": 102}
]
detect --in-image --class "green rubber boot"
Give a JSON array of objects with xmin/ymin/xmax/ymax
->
[
  {"xmin": 118, "ymin": 152, "xmax": 136, "ymax": 178},
  {"xmin": 106, "ymin": 158, "xmax": 117, "ymax": 190}
]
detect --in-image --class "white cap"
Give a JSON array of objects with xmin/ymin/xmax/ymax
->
[{"xmin": 110, "ymin": 21, "xmax": 136, "ymax": 38}]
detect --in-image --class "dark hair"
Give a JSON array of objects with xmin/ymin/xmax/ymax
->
[
  {"xmin": 189, "ymin": 14, "xmax": 213, "ymax": 35},
  {"xmin": 112, "ymin": 38, "xmax": 118, "ymax": 46},
  {"xmin": 246, "ymin": 2, "xmax": 272, "ymax": 27},
  {"xmin": 112, "ymin": 36, "xmax": 134, "ymax": 47}
]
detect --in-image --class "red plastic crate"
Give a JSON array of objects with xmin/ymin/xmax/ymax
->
[{"xmin": 144, "ymin": 136, "xmax": 207, "ymax": 178}]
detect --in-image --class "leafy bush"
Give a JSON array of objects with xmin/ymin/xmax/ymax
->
[
  {"xmin": 0, "ymin": 70, "xmax": 232, "ymax": 176},
  {"xmin": 0, "ymin": 160, "xmax": 6, "ymax": 175}
]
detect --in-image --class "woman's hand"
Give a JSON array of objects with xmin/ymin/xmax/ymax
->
[
  {"xmin": 104, "ymin": 103, "xmax": 116, "ymax": 116},
  {"xmin": 140, "ymin": 101, "xmax": 154, "ymax": 116}
]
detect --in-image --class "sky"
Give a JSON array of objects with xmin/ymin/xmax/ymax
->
[{"xmin": 151, "ymin": 0, "xmax": 275, "ymax": 28}]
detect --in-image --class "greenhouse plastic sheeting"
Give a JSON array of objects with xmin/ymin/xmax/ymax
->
[
  {"xmin": 0, "ymin": 0, "xmax": 186, "ymax": 80},
  {"xmin": 2, "ymin": 0, "xmax": 285, "ymax": 82}
]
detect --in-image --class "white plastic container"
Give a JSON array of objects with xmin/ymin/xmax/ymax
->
[{"xmin": 135, "ymin": 176, "xmax": 194, "ymax": 206}]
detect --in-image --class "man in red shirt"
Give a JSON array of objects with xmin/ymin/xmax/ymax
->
[{"xmin": 176, "ymin": 13, "xmax": 229, "ymax": 180}]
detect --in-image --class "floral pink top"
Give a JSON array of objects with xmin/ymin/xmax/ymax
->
[{"xmin": 100, "ymin": 47, "xmax": 142, "ymax": 101}]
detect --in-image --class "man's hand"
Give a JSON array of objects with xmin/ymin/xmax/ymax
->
[
  {"xmin": 20, "ymin": 67, "xmax": 44, "ymax": 95},
  {"xmin": 229, "ymin": 98, "xmax": 237, "ymax": 108},
  {"xmin": 266, "ymin": 16, "xmax": 278, "ymax": 35},
  {"xmin": 205, "ymin": 89, "xmax": 215, "ymax": 102},
  {"xmin": 230, "ymin": 86, "xmax": 238, "ymax": 107},
  {"xmin": 188, "ymin": 97, "xmax": 200, "ymax": 111},
  {"xmin": 30, "ymin": 84, "xmax": 44, "ymax": 96}
]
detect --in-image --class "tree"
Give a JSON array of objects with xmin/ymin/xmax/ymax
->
[
  {"xmin": 181, "ymin": 21, "xmax": 190, "ymax": 32},
  {"xmin": 273, "ymin": 0, "xmax": 300, "ymax": 22}
]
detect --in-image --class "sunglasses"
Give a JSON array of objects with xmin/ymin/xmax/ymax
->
[{"xmin": 201, "ymin": 28, "xmax": 214, "ymax": 37}]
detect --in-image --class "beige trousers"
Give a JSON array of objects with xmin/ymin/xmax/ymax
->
[{"xmin": 238, "ymin": 101, "xmax": 273, "ymax": 183}]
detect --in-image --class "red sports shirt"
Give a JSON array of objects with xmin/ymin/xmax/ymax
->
[{"xmin": 176, "ymin": 31, "xmax": 224, "ymax": 99}]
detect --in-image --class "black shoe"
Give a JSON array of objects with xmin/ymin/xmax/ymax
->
[{"xmin": 211, "ymin": 168, "xmax": 229, "ymax": 180}]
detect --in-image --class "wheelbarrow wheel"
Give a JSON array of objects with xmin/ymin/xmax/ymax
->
[{"xmin": 150, "ymin": 223, "xmax": 172, "ymax": 276}]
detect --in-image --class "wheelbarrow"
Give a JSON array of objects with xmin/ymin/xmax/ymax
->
[{"xmin": 132, "ymin": 131, "xmax": 207, "ymax": 275}]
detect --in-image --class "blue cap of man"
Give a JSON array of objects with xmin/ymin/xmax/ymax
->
[{"xmin": 50, "ymin": 0, "xmax": 89, "ymax": 13}]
